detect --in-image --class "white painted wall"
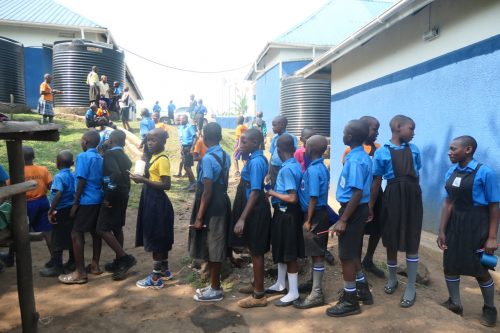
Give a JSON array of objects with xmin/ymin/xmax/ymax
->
[{"xmin": 331, "ymin": 0, "xmax": 500, "ymax": 93}]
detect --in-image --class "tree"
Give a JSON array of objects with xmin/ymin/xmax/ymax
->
[{"xmin": 231, "ymin": 89, "xmax": 248, "ymax": 115}]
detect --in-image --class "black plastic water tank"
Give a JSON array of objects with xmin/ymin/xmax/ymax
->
[
  {"xmin": 0, "ymin": 36, "xmax": 25, "ymax": 104},
  {"xmin": 280, "ymin": 77, "xmax": 331, "ymax": 137},
  {"xmin": 53, "ymin": 39, "xmax": 125, "ymax": 107}
]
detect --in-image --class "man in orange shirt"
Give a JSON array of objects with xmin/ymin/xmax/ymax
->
[
  {"xmin": 37, "ymin": 73, "xmax": 61, "ymax": 124},
  {"xmin": 233, "ymin": 116, "xmax": 248, "ymax": 177}
]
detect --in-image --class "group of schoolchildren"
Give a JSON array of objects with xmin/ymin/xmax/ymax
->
[{"xmin": 187, "ymin": 114, "xmax": 498, "ymax": 327}]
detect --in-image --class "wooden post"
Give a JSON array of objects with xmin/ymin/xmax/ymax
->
[{"xmin": 6, "ymin": 140, "xmax": 38, "ymax": 333}]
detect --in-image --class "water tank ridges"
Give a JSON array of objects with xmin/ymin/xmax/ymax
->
[
  {"xmin": 280, "ymin": 77, "xmax": 331, "ymax": 137},
  {"xmin": 52, "ymin": 39, "xmax": 125, "ymax": 107},
  {"xmin": 0, "ymin": 36, "xmax": 25, "ymax": 104}
]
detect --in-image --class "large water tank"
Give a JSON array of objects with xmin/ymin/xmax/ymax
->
[
  {"xmin": 52, "ymin": 39, "xmax": 125, "ymax": 107},
  {"xmin": 0, "ymin": 36, "xmax": 25, "ymax": 104},
  {"xmin": 280, "ymin": 77, "xmax": 331, "ymax": 137}
]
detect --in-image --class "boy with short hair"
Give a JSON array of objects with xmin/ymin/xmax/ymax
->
[
  {"xmin": 177, "ymin": 114, "xmax": 197, "ymax": 191},
  {"xmin": 267, "ymin": 116, "xmax": 298, "ymax": 188},
  {"xmin": 189, "ymin": 123, "xmax": 231, "ymax": 302},
  {"xmin": 294, "ymin": 135, "xmax": 330, "ymax": 309},
  {"xmin": 326, "ymin": 120, "xmax": 373, "ymax": 317},
  {"xmin": 59, "ymin": 130, "xmax": 103, "ymax": 284},
  {"xmin": 96, "ymin": 130, "xmax": 137, "ymax": 281}
]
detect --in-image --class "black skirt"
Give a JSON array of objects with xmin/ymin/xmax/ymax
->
[
  {"xmin": 51, "ymin": 207, "xmax": 73, "ymax": 251},
  {"xmin": 381, "ymin": 178, "xmax": 423, "ymax": 253},
  {"xmin": 135, "ymin": 184, "xmax": 174, "ymax": 253},
  {"xmin": 271, "ymin": 203, "xmax": 305, "ymax": 263},
  {"xmin": 443, "ymin": 206, "xmax": 490, "ymax": 277}
]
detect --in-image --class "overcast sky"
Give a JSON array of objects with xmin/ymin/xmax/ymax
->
[{"xmin": 61, "ymin": 0, "xmax": 329, "ymax": 113}]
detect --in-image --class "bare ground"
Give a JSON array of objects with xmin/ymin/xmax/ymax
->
[{"xmin": 1, "ymin": 175, "xmax": 499, "ymax": 333}]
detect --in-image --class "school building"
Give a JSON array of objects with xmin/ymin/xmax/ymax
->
[
  {"xmin": 0, "ymin": 0, "xmax": 142, "ymax": 109},
  {"xmin": 296, "ymin": 0, "xmax": 500, "ymax": 233}
]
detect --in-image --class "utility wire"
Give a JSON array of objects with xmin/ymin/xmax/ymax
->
[{"xmin": 121, "ymin": 46, "xmax": 252, "ymax": 74}]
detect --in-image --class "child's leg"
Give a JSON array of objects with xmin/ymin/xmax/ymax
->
[
  {"xmin": 279, "ymin": 261, "xmax": 299, "ymax": 303},
  {"xmin": 42, "ymin": 231, "xmax": 53, "ymax": 257},
  {"xmin": 90, "ymin": 230, "xmax": 102, "ymax": 269},
  {"xmin": 385, "ymin": 248, "xmax": 398, "ymax": 291},
  {"xmin": 311, "ymin": 256, "xmax": 325, "ymax": 297},
  {"xmin": 477, "ymin": 272, "xmax": 497, "ymax": 327},
  {"xmin": 114, "ymin": 228, "xmax": 125, "ymax": 254},
  {"xmin": 71, "ymin": 231, "xmax": 86, "ymax": 277},
  {"xmin": 267, "ymin": 262, "xmax": 287, "ymax": 292},
  {"xmin": 402, "ymin": 253, "xmax": 419, "ymax": 301},
  {"xmin": 252, "ymin": 254, "xmax": 265, "ymax": 295},
  {"xmin": 362, "ymin": 234, "xmax": 384, "ymax": 278},
  {"xmin": 444, "ymin": 273, "xmax": 462, "ymax": 306},
  {"xmin": 98, "ymin": 230, "xmax": 127, "ymax": 258},
  {"xmin": 210, "ymin": 262, "xmax": 222, "ymax": 290}
]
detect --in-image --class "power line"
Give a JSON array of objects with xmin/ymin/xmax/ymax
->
[{"xmin": 121, "ymin": 46, "xmax": 252, "ymax": 74}]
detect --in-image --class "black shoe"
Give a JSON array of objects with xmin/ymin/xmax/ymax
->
[
  {"xmin": 356, "ymin": 281, "xmax": 374, "ymax": 305},
  {"xmin": 63, "ymin": 260, "xmax": 76, "ymax": 272},
  {"xmin": 0, "ymin": 252, "xmax": 14, "ymax": 267},
  {"xmin": 325, "ymin": 249, "xmax": 335, "ymax": 266},
  {"xmin": 298, "ymin": 280, "xmax": 313, "ymax": 293},
  {"xmin": 265, "ymin": 288, "xmax": 287, "ymax": 295},
  {"xmin": 39, "ymin": 265, "xmax": 64, "ymax": 277},
  {"xmin": 293, "ymin": 291, "xmax": 324, "ymax": 309},
  {"xmin": 104, "ymin": 259, "xmax": 120, "ymax": 273},
  {"xmin": 326, "ymin": 290, "xmax": 361, "ymax": 317},
  {"xmin": 384, "ymin": 281, "xmax": 398, "ymax": 294},
  {"xmin": 400, "ymin": 293, "xmax": 417, "ymax": 308},
  {"xmin": 44, "ymin": 258, "xmax": 54, "ymax": 268},
  {"xmin": 112, "ymin": 255, "xmax": 137, "ymax": 281},
  {"xmin": 362, "ymin": 258, "xmax": 385, "ymax": 278},
  {"xmin": 440, "ymin": 298, "xmax": 463, "ymax": 316},
  {"xmin": 480, "ymin": 305, "xmax": 497, "ymax": 327}
]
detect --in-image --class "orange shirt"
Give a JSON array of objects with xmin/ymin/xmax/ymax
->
[
  {"xmin": 194, "ymin": 137, "xmax": 207, "ymax": 158},
  {"xmin": 235, "ymin": 124, "xmax": 248, "ymax": 140},
  {"xmin": 342, "ymin": 142, "xmax": 381, "ymax": 164},
  {"xmin": 155, "ymin": 122, "xmax": 169, "ymax": 131},
  {"xmin": 40, "ymin": 82, "xmax": 53, "ymax": 102},
  {"xmin": 24, "ymin": 165, "xmax": 53, "ymax": 200}
]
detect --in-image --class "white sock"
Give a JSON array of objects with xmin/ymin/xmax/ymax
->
[
  {"xmin": 269, "ymin": 263, "xmax": 287, "ymax": 291},
  {"xmin": 280, "ymin": 272, "xmax": 299, "ymax": 302}
]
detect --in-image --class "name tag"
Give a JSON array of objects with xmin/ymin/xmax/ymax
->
[
  {"xmin": 340, "ymin": 176, "xmax": 346, "ymax": 188},
  {"xmin": 452, "ymin": 177, "xmax": 462, "ymax": 187}
]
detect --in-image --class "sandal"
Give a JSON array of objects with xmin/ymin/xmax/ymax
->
[
  {"xmin": 384, "ymin": 281, "xmax": 398, "ymax": 294},
  {"xmin": 400, "ymin": 293, "xmax": 417, "ymax": 308},
  {"xmin": 86, "ymin": 264, "xmax": 103, "ymax": 275},
  {"xmin": 58, "ymin": 272, "xmax": 88, "ymax": 285}
]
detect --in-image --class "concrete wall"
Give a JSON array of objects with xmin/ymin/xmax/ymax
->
[{"xmin": 328, "ymin": 0, "xmax": 500, "ymax": 235}]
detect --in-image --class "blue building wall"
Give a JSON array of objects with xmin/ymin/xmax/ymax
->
[
  {"xmin": 24, "ymin": 47, "xmax": 53, "ymax": 109},
  {"xmin": 282, "ymin": 60, "xmax": 311, "ymax": 77},
  {"xmin": 255, "ymin": 63, "xmax": 280, "ymax": 127},
  {"xmin": 216, "ymin": 116, "xmax": 253, "ymax": 130},
  {"xmin": 329, "ymin": 35, "xmax": 500, "ymax": 234}
]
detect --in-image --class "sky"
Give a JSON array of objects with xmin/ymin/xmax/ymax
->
[{"xmin": 60, "ymin": 0, "xmax": 329, "ymax": 114}]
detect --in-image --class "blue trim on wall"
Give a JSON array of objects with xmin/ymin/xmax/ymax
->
[{"xmin": 332, "ymin": 34, "xmax": 500, "ymax": 102}]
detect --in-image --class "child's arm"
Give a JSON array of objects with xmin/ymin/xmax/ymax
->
[
  {"xmin": 437, "ymin": 198, "xmax": 453, "ymax": 250},
  {"xmin": 334, "ymin": 189, "xmax": 362, "ymax": 235},
  {"xmin": 130, "ymin": 174, "xmax": 171, "ymax": 191},
  {"xmin": 234, "ymin": 190, "xmax": 259, "ymax": 236},
  {"xmin": 48, "ymin": 191, "xmax": 62, "ymax": 223},
  {"xmin": 303, "ymin": 197, "xmax": 318, "ymax": 231},
  {"xmin": 193, "ymin": 179, "xmax": 213, "ymax": 229},
  {"xmin": 367, "ymin": 176, "xmax": 382, "ymax": 221},
  {"xmin": 485, "ymin": 203, "xmax": 499, "ymax": 253},
  {"xmin": 70, "ymin": 178, "xmax": 86, "ymax": 218},
  {"xmin": 267, "ymin": 189, "xmax": 297, "ymax": 204}
]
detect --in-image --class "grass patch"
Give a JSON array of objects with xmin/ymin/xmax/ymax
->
[{"xmin": 183, "ymin": 271, "xmax": 206, "ymax": 289}]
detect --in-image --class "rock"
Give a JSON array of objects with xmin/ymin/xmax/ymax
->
[{"xmin": 397, "ymin": 262, "xmax": 431, "ymax": 285}]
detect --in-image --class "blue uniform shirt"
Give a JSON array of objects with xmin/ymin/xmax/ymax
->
[
  {"xmin": 74, "ymin": 148, "xmax": 103, "ymax": 205},
  {"xmin": 336, "ymin": 146, "xmax": 372, "ymax": 204},
  {"xmin": 153, "ymin": 104, "xmax": 161, "ymax": 113},
  {"xmin": 373, "ymin": 141, "xmax": 421, "ymax": 179},
  {"xmin": 168, "ymin": 103, "xmax": 176, "ymax": 113},
  {"xmin": 178, "ymin": 124, "xmax": 197, "ymax": 146},
  {"xmin": 50, "ymin": 168, "xmax": 75, "ymax": 209},
  {"xmin": 445, "ymin": 159, "xmax": 500, "ymax": 206},
  {"xmin": 194, "ymin": 105, "xmax": 207, "ymax": 115},
  {"xmin": 0, "ymin": 164, "xmax": 8, "ymax": 183},
  {"xmin": 299, "ymin": 157, "xmax": 329, "ymax": 212},
  {"xmin": 269, "ymin": 131, "xmax": 298, "ymax": 167},
  {"xmin": 272, "ymin": 158, "xmax": 302, "ymax": 205},
  {"xmin": 241, "ymin": 150, "xmax": 268, "ymax": 200},
  {"xmin": 140, "ymin": 117, "xmax": 155, "ymax": 139},
  {"xmin": 198, "ymin": 145, "xmax": 231, "ymax": 185}
]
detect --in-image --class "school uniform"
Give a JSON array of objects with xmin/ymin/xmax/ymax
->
[
  {"xmin": 231, "ymin": 150, "xmax": 271, "ymax": 255},
  {"xmin": 188, "ymin": 145, "xmax": 231, "ymax": 262},
  {"xmin": 336, "ymin": 146, "xmax": 372, "ymax": 260},
  {"xmin": 96, "ymin": 147, "xmax": 132, "ymax": 233},
  {"xmin": 269, "ymin": 132, "xmax": 298, "ymax": 187},
  {"xmin": 135, "ymin": 151, "xmax": 174, "ymax": 253},
  {"xmin": 73, "ymin": 148, "xmax": 103, "ymax": 233},
  {"xmin": 443, "ymin": 159, "xmax": 500, "ymax": 276},
  {"xmin": 178, "ymin": 123, "xmax": 197, "ymax": 168},
  {"xmin": 271, "ymin": 158, "xmax": 305, "ymax": 263},
  {"xmin": 373, "ymin": 141, "xmax": 423, "ymax": 253},
  {"xmin": 298, "ymin": 157, "xmax": 330, "ymax": 257},
  {"xmin": 24, "ymin": 165, "xmax": 53, "ymax": 232},
  {"xmin": 50, "ymin": 168, "xmax": 75, "ymax": 251}
]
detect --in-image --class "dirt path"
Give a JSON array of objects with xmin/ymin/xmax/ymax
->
[{"xmin": 1, "ymin": 175, "xmax": 499, "ymax": 332}]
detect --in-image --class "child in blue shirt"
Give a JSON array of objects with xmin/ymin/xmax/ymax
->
[
  {"xmin": 327, "ymin": 120, "xmax": 374, "ymax": 317},
  {"xmin": 189, "ymin": 123, "xmax": 231, "ymax": 302},
  {"xmin": 294, "ymin": 135, "xmax": 330, "ymax": 310},
  {"xmin": 232, "ymin": 129, "xmax": 271, "ymax": 308},
  {"xmin": 265, "ymin": 134, "xmax": 304, "ymax": 306},
  {"xmin": 59, "ymin": 130, "xmax": 103, "ymax": 285},
  {"xmin": 41, "ymin": 150, "xmax": 75, "ymax": 277},
  {"xmin": 267, "ymin": 116, "xmax": 298, "ymax": 188},
  {"xmin": 370, "ymin": 115, "xmax": 422, "ymax": 308},
  {"xmin": 437, "ymin": 135, "xmax": 499, "ymax": 327}
]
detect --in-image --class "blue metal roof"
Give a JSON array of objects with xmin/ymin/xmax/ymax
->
[
  {"xmin": 274, "ymin": 0, "xmax": 394, "ymax": 46},
  {"xmin": 0, "ymin": 0, "xmax": 105, "ymax": 29}
]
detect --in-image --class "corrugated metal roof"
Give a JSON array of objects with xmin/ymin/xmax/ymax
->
[
  {"xmin": 0, "ymin": 0, "xmax": 105, "ymax": 29},
  {"xmin": 274, "ymin": 0, "xmax": 394, "ymax": 46}
]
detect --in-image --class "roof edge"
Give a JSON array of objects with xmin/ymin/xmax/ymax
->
[{"xmin": 0, "ymin": 19, "xmax": 108, "ymax": 33}]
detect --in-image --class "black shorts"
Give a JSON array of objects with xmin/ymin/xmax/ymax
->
[
  {"xmin": 121, "ymin": 107, "xmax": 130, "ymax": 121},
  {"xmin": 181, "ymin": 145, "xmax": 194, "ymax": 168},
  {"xmin": 72, "ymin": 204, "xmax": 101, "ymax": 233},
  {"xmin": 338, "ymin": 204, "xmax": 368, "ymax": 260},
  {"xmin": 51, "ymin": 207, "xmax": 73, "ymax": 251},
  {"xmin": 303, "ymin": 208, "xmax": 330, "ymax": 257},
  {"xmin": 96, "ymin": 195, "xmax": 128, "ymax": 232}
]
